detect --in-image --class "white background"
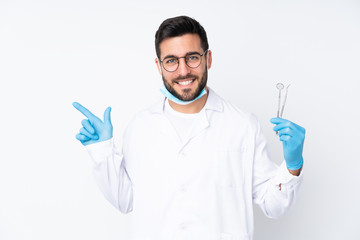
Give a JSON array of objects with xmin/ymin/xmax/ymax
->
[{"xmin": 1, "ymin": 0, "xmax": 359, "ymax": 239}]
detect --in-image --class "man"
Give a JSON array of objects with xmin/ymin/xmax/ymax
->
[{"xmin": 73, "ymin": 16, "xmax": 305, "ymax": 240}]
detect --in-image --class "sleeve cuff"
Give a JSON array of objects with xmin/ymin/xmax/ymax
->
[
  {"xmin": 273, "ymin": 161, "xmax": 304, "ymax": 186},
  {"xmin": 85, "ymin": 138, "xmax": 114, "ymax": 160}
]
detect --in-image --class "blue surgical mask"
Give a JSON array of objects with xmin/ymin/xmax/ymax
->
[{"xmin": 160, "ymin": 83, "xmax": 207, "ymax": 105}]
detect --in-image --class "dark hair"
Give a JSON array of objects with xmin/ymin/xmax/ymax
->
[{"xmin": 155, "ymin": 16, "xmax": 209, "ymax": 59}]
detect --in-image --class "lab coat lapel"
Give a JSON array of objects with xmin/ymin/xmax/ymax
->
[
  {"xmin": 152, "ymin": 102, "xmax": 210, "ymax": 151},
  {"xmin": 180, "ymin": 111, "xmax": 209, "ymax": 149},
  {"xmin": 159, "ymin": 114, "xmax": 179, "ymax": 138},
  {"xmin": 182, "ymin": 86, "xmax": 223, "ymax": 145},
  {"xmin": 179, "ymin": 87, "xmax": 224, "ymax": 149},
  {"xmin": 148, "ymin": 87, "xmax": 223, "ymax": 149},
  {"xmin": 148, "ymin": 97, "xmax": 179, "ymax": 138}
]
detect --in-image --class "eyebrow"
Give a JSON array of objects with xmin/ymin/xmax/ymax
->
[{"xmin": 162, "ymin": 51, "xmax": 202, "ymax": 60}]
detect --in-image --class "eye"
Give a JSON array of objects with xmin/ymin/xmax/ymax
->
[
  {"xmin": 187, "ymin": 55, "xmax": 200, "ymax": 61},
  {"xmin": 165, "ymin": 58, "xmax": 177, "ymax": 64}
]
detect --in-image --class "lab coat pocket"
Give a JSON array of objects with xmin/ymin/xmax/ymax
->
[{"xmin": 213, "ymin": 149, "xmax": 246, "ymax": 188}]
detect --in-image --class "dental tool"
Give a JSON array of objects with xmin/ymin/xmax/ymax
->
[{"xmin": 276, "ymin": 83, "xmax": 290, "ymax": 134}]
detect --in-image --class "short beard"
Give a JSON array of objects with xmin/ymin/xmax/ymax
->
[{"xmin": 162, "ymin": 68, "xmax": 208, "ymax": 102}]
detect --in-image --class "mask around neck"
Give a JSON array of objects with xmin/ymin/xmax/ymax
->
[{"xmin": 159, "ymin": 84, "xmax": 207, "ymax": 105}]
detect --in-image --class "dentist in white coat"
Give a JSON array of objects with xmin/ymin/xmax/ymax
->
[{"xmin": 73, "ymin": 15, "xmax": 305, "ymax": 240}]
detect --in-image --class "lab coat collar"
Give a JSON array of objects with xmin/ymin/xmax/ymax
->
[{"xmin": 148, "ymin": 86, "xmax": 223, "ymax": 114}]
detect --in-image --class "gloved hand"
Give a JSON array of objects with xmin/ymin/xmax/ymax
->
[
  {"xmin": 73, "ymin": 102, "xmax": 113, "ymax": 146},
  {"xmin": 270, "ymin": 118, "xmax": 305, "ymax": 170}
]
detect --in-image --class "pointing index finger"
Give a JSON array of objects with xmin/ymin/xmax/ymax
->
[{"xmin": 72, "ymin": 102, "xmax": 97, "ymax": 121}]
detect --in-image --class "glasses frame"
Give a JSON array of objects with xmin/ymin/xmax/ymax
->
[{"xmin": 159, "ymin": 49, "xmax": 209, "ymax": 72}]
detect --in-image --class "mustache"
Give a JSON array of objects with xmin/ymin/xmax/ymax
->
[{"xmin": 172, "ymin": 74, "xmax": 198, "ymax": 82}]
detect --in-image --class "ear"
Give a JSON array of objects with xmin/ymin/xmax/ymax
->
[
  {"xmin": 155, "ymin": 58, "xmax": 162, "ymax": 75},
  {"xmin": 206, "ymin": 50, "xmax": 212, "ymax": 70}
]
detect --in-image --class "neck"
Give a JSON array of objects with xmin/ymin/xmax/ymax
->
[{"xmin": 168, "ymin": 86, "xmax": 209, "ymax": 114}]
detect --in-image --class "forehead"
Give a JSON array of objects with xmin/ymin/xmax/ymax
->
[{"xmin": 159, "ymin": 33, "xmax": 202, "ymax": 58}]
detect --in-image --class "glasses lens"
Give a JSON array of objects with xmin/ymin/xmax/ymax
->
[
  {"xmin": 163, "ymin": 57, "xmax": 178, "ymax": 72},
  {"xmin": 186, "ymin": 54, "xmax": 202, "ymax": 68},
  {"xmin": 161, "ymin": 51, "xmax": 206, "ymax": 72}
]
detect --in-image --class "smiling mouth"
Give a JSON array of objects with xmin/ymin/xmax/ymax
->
[{"xmin": 176, "ymin": 78, "xmax": 195, "ymax": 87}]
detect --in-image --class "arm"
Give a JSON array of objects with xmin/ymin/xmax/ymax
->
[
  {"xmin": 288, "ymin": 167, "xmax": 302, "ymax": 176},
  {"xmin": 73, "ymin": 102, "xmax": 133, "ymax": 213},
  {"xmin": 252, "ymin": 117, "xmax": 304, "ymax": 219},
  {"xmin": 86, "ymin": 138, "xmax": 133, "ymax": 214}
]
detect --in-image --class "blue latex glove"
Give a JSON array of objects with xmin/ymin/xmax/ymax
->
[
  {"xmin": 270, "ymin": 118, "xmax": 305, "ymax": 170},
  {"xmin": 73, "ymin": 102, "xmax": 113, "ymax": 146}
]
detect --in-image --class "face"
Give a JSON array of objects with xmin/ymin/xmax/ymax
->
[{"xmin": 156, "ymin": 34, "xmax": 212, "ymax": 101}]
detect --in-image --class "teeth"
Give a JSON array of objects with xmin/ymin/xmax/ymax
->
[{"xmin": 178, "ymin": 80, "xmax": 193, "ymax": 85}]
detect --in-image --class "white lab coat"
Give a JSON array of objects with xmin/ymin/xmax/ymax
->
[{"xmin": 85, "ymin": 87, "xmax": 303, "ymax": 240}]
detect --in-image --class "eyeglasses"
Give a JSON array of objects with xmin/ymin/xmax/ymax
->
[{"xmin": 160, "ymin": 49, "xmax": 208, "ymax": 72}]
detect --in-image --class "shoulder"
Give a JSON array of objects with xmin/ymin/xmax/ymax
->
[
  {"xmin": 123, "ymin": 97, "xmax": 164, "ymax": 131},
  {"xmin": 210, "ymin": 88, "xmax": 259, "ymax": 129}
]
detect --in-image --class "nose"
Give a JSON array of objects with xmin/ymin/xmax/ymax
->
[{"xmin": 177, "ymin": 57, "xmax": 191, "ymax": 76}]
